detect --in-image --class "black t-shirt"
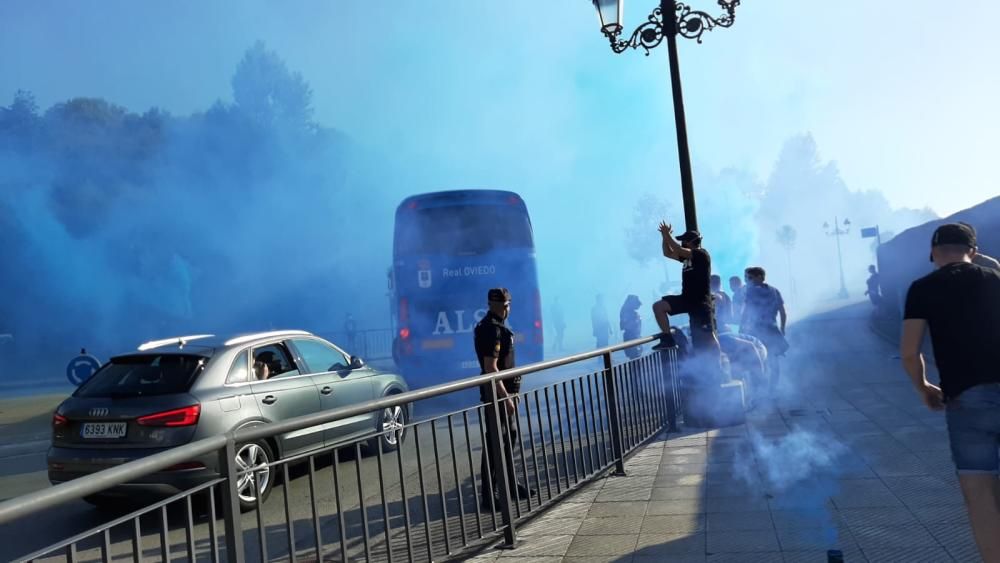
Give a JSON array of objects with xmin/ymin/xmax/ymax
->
[
  {"xmin": 681, "ymin": 248, "xmax": 712, "ymax": 304},
  {"xmin": 474, "ymin": 311, "xmax": 519, "ymax": 401},
  {"xmin": 904, "ymin": 262, "xmax": 1000, "ymax": 399}
]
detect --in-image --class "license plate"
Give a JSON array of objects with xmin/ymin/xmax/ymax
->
[{"xmin": 80, "ymin": 422, "xmax": 128, "ymax": 439}]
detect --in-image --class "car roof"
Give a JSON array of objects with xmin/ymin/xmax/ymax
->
[{"xmin": 120, "ymin": 330, "xmax": 315, "ymax": 357}]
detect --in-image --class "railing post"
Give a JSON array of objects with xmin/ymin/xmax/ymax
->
[
  {"xmin": 484, "ymin": 378, "xmax": 518, "ymax": 548},
  {"xmin": 658, "ymin": 348, "xmax": 679, "ymax": 431},
  {"xmin": 218, "ymin": 435, "xmax": 245, "ymax": 563},
  {"xmin": 602, "ymin": 352, "xmax": 627, "ymax": 476}
]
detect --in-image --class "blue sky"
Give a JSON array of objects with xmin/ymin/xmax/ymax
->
[{"xmin": 3, "ymin": 0, "xmax": 996, "ymax": 218}]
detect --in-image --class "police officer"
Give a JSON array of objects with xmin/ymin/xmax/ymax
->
[{"xmin": 474, "ymin": 287, "xmax": 535, "ymax": 509}]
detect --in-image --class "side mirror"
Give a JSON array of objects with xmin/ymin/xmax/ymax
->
[{"xmin": 350, "ymin": 356, "xmax": 365, "ymax": 370}]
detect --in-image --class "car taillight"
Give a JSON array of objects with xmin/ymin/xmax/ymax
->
[
  {"xmin": 52, "ymin": 413, "xmax": 68, "ymax": 428},
  {"xmin": 137, "ymin": 405, "xmax": 201, "ymax": 427}
]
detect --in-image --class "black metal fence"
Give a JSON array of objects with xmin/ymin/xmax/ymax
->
[
  {"xmin": 0, "ymin": 336, "xmax": 678, "ymax": 563},
  {"xmin": 318, "ymin": 329, "xmax": 394, "ymax": 362}
]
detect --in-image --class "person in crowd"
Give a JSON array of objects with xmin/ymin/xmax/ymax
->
[
  {"xmin": 865, "ymin": 265, "xmax": 883, "ymax": 308},
  {"xmin": 651, "ymin": 223, "xmax": 719, "ymax": 361},
  {"xmin": 344, "ymin": 313, "xmax": 358, "ymax": 351},
  {"xmin": 729, "ymin": 275, "xmax": 746, "ymax": 326},
  {"xmin": 591, "ymin": 294, "xmax": 612, "ymax": 349},
  {"xmin": 551, "ymin": 297, "xmax": 567, "ymax": 353},
  {"xmin": 741, "ymin": 266, "xmax": 789, "ymax": 393},
  {"xmin": 473, "ymin": 288, "xmax": 536, "ymax": 510},
  {"xmin": 711, "ymin": 274, "xmax": 733, "ymax": 328},
  {"xmin": 900, "ymin": 223, "xmax": 1000, "ymax": 562},
  {"xmin": 619, "ymin": 294, "xmax": 643, "ymax": 359}
]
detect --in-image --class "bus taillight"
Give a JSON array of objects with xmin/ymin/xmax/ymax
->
[
  {"xmin": 399, "ymin": 327, "xmax": 411, "ymax": 340},
  {"xmin": 399, "ymin": 298, "xmax": 410, "ymax": 324},
  {"xmin": 533, "ymin": 290, "xmax": 544, "ymax": 344}
]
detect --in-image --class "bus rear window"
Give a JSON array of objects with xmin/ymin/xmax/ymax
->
[
  {"xmin": 75, "ymin": 354, "xmax": 207, "ymax": 398},
  {"xmin": 396, "ymin": 205, "xmax": 533, "ymax": 255}
]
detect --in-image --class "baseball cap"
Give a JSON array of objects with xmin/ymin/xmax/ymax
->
[
  {"xmin": 676, "ymin": 230, "xmax": 702, "ymax": 243},
  {"xmin": 487, "ymin": 288, "xmax": 512, "ymax": 304},
  {"xmin": 929, "ymin": 223, "xmax": 976, "ymax": 262}
]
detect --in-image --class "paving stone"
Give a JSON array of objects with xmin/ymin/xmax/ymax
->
[
  {"xmin": 517, "ymin": 517, "xmax": 584, "ymax": 536},
  {"xmin": 660, "ymin": 453, "xmax": 709, "ymax": 465},
  {"xmin": 770, "ymin": 509, "xmax": 842, "ymax": 530},
  {"xmin": 908, "ymin": 502, "xmax": 970, "ymax": 525},
  {"xmin": 861, "ymin": 547, "xmax": 954, "ymax": 562},
  {"xmin": 645, "ymin": 499, "xmax": 704, "ymax": 516},
  {"xmin": 602, "ymin": 475, "xmax": 656, "ymax": 490},
  {"xmin": 780, "ymin": 548, "xmax": 865, "ymax": 563},
  {"xmin": 882, "ymin": 475, "xmax": 962, "ymax": 505},
  {"xmin": 634, "ymin": 532, "xmax": 705, "ymax": 555},
  {"xmin": 595, "ymin": 488, "xmax": 651, "ymax": 503},
  {"xmin": 653, "ymin": 473, "xmax": 706, "ymax": 488},
  {"xmin": 576, "ymin": 516, "xmax": 645, "ymax": 535},
  {"xmin": 709, "ymin": 553, "xmax": 782, "ymax": 563},
  {"xmin": 706, "ymin": 510, "xmax": 773, "ymax": 531},
  {"xmin": 587, "ymin": 501, "xmax": 647, "ymax": 518},
  {"xmin": 707, "ymin": 529, "xmax": 780, "ymax": 553},
  {"xmin": 838, "ymin": 506, "xmax": 919, "ymax": 528},
  {"xmin": 705, "ymin": 495, "xmax": 770, "ymax": 513},
  {"xmin": 650, "ymin": 486, "xmax": 703, "ymax": 501},
  {"xmin": 831, "ymin": 479, "xmax": 903, "ymax": 508},
  {"xmin": 564, "ymin": 557, "xmax": 639, "ymax": 563},
  {"xmin": 928, "ymin": 523, "xmax": 981, "ymax": 561},
  {"xmin": 497, "ymin": 534, "xmax": 573, "ymax": 557},
  {"xmin": 705, "ymin": 480, "xmax": 764, "ymax": 498},
  {"xmin": 657, "ymin": 463, "xmax": 711, "ymax": 476},
  {"xmin": 851, "ymin": 524, "xmax": 940, "ymax": 550},
  {"xmin": 641, "ymin": 513, "xmax": 706, "ymax": 535},
  {"xmin": 774, "ymin": 526, "xmax": 850, "ymax": 551},
  {"xmin": 542, "ymin": 501, "xmax": 592, "ymax": 519},
  {"xmin": 564, "ymin": 533, "xmax": 639, "ymax": 557}
]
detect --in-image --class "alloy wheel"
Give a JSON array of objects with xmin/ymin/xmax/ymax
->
[
  {"xmin": 381, "ymin": 406, "xmax": 405, "ymax": 446},
  {"xmin": 234, "ymin": 443, "xmax": 271, "ymax": 504}
]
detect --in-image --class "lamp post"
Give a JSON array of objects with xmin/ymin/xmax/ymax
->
[
  {"xmin": 590, "ymin": 0, "xmax": 741, "ymax": 233},
  {"xmin": 823, "ymin": 217, "xmax": 851, "ymax": 299}
]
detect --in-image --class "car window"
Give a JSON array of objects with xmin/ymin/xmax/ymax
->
[
  {"xmin": 251, "ymin": 343, "xmax": 299, "ymax": 380},
  {"xmin": 75, "ymin": 354, "xmax": 206, "ymax": 398},
  {"xmin": 226, "ymin": 350, "xmax": 250, "ymax": 384},
  {"xmin": 291, "ymin": 338, "xmax": 350, "ymax": 374}
]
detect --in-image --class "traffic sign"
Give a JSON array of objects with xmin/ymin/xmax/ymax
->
[{"xmin": 67, "ymin": 349, "xmax": 101, "ymax": 386}]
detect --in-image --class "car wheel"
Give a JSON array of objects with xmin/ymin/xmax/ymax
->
[
  {"xmin": 369, "ymin": 400, "xmax": 406, "ymax": 454},
  {"xmin": 233, "ymin": 440, "xmax": 273, "ymax": 512}
]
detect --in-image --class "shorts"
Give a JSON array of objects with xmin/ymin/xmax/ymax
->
[
  {"xmin": 945, "ymin": 383, "xmax": 1000, "ymax": 474},
  {"xmin": 662, "ymin": 295, "xmax": 711, "ymax": 322}
]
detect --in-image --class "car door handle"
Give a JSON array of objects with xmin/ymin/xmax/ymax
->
[
  {"xmin": 261, "ymin": 395, "xmax": 277, "ymax": 405},
  {"xmin": 320, "ymin": 386, "xmax": 333, "ymax": 395}
]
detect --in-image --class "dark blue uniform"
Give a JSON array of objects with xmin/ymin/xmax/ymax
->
[{"xmin": 473, "ymin": 308, "xmax": 523, "ymax": 504}]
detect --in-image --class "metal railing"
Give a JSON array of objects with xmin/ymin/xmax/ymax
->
[
  {"xmin": 319, "ymin": 329, "xmax": 394, "ymax": 362},
  {"xmin": 0, "ymin": 335, "xmax": 678, "ymax": 563}
]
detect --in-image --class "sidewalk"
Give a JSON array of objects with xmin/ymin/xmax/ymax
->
[{"xmin": 464, "ymin": 304, "xmax": 980, "ymax": 562}]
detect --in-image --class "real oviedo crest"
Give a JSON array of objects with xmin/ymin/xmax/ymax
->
[{"xmin": 417, "ymin": 259, "xmax": 432, "ymax": 289}]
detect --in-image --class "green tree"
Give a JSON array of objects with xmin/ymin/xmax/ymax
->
[{"xmin": 231, "ymin": 41, "xmax": 314, "ymax": 131}]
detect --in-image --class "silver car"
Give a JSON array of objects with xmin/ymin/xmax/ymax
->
[{"xmin": 48, "ymin": 330, "xmax": 410, "ymax": 511}]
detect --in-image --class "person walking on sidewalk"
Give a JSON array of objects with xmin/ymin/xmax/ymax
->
[
  {"xmin": 900, "ymin": 223, "xmax": 1000, "ymax": 562},
  {"xmin": 474, "ymin": 287, "xmax": 535, "ymax": 510},
  {"xmin": 591, "ymin": 294, "xmax": 612, "ymax": 349},
  {"xmin": 619, "ymin": 294, "xmax": 643, "ymax": 359}
]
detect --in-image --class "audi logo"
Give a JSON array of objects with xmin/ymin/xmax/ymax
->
[{"xmin": 89, "ymin": 408, "xmax": 110, "ymax": 417}]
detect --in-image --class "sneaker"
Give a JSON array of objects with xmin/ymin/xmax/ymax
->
[
  {"xmin": 652, "ymin": 335, "xmax": 677, "ymax": 350},
  {"xmin": 516, "ymin": 484, "xmax": 538, "ymax": 498}
]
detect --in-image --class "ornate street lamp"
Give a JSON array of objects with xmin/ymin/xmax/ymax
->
[
  {"xmin": 823, "ymin": 217, "xmax": 851, "ymax": 299},
  {"xmin": 590, "ymin": 0, "xmax": 741, "ymax": 232}
]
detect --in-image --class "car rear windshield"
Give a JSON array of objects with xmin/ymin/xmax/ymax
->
[
  {"xmin": 396, "ymin": 205, "xmax": 533, "ymax": 256},
  {"xmin": 75, "ymin": 354, "xmax": 207, "ymax": 398}
]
